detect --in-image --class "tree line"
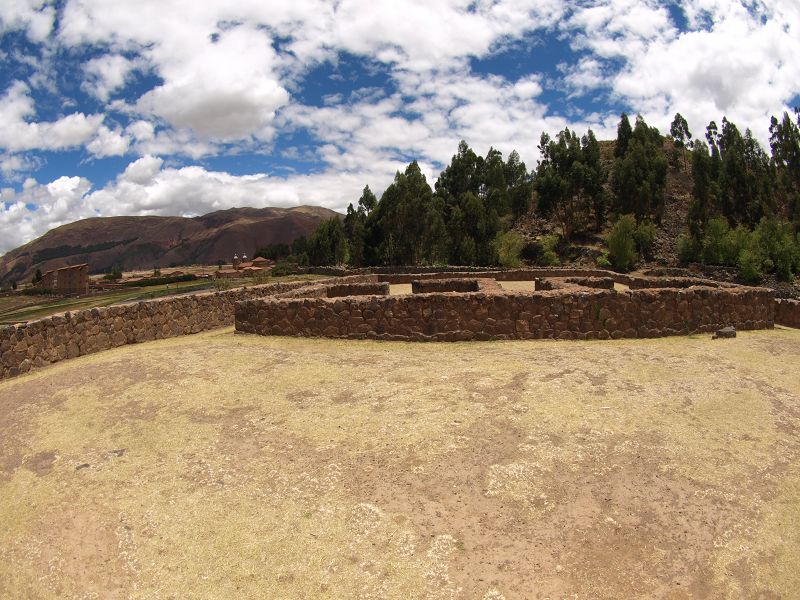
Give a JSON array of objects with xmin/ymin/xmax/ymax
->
[{"xmin": 263, "ymin": 109, "xmax": 800, "ymax": 282}]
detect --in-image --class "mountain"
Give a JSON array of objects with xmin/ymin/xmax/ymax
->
[{"xmin": 0, "ymin": 205, "xmax": 339, "ymax": 285}]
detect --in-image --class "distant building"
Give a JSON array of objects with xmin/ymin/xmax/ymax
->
[{"xmin": 38, "ymin": 264, "xmax": 89, "ymax": 295}]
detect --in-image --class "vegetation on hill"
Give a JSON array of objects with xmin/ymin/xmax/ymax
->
[{"xmin": 303, "ymin": 109, "xmax": 800, "ymax": 284}]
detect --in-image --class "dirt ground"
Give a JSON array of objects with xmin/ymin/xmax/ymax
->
[{"xmin": 1, "ymin": 327, "xmax": 799, "ymax": 599}]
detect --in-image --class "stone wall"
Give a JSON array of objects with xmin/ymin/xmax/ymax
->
[
  {"xmin": 0, "ymin": 278, "xmax": 349, "ymax": 380},
  {"xmin": 236, "ymin": 283, "xmax": 774, "ymax": 342},
  {"xmin": 2, "ymin": 267, "xmax": 782, "ymax": 381},
  {"xmin": 412, "ymin": 278, "xmax": 480, "ymax": 293},
  {"xmin": 775, "ymin": 299, "xmax": 800, "ymax": 328},
  {"xmin": 326, "ymin": 282, "xmax": 389, "ymax": 298}
]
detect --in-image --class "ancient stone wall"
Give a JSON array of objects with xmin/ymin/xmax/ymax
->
[
  {"xmin": 236, "ymin": 283, "xmax": 774, "ymax": 342},
  {"xmin": 412, "ymin": 278, "xmax": 480, "ymax": 293},
  {"xmin": 0, "ymin": 278, "xmax": 353, "ymax": 380},
  {"xmin": 775, "ymin": 299, "xmax": 800, "ymax": 328},
  {"xmin": 326, "ymin": 282, "xmax": 389, "ymax": 298},
  {"xmin": 2, "ymin": 268, "xmax": 781, "ymax": 381}
]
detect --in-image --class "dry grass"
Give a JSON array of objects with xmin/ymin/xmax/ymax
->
[{"xmin": 1, "ymin": 327, "xmax": 800, "ymax": 599}]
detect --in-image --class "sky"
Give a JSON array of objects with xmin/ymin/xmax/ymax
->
[{"xmin": 1, "ymin": 0, "xmax": 799, "ymax": 255}]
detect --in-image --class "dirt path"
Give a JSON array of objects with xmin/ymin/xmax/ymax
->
[{"xmin": 1, "ymin": 328, "xmax": 799, "ymax": 598}]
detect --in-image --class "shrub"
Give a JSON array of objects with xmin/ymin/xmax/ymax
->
[
  {"xmin": 103, "ymin": 266, "xmax": 123, "ymax": 281},
  {"xmin": 596, "ymin": 252, "xmax": 611, "ymax": 268},
  {"xmin": 737, "ymin": 247, "xmax": 763, "ymax": 283},
  {"xmin": 606, "ymin": 214, "xmax": 638, "ymax": 271},
  {"xmin": 751, "ymin": 217, "xmax": 799, "ymax": 282},
  {"xmin": 676, "ymin": 233, "xmax": 701, "ymax": 264},
  {"xmin": 493, "ymin": 231, "xmax": 525, "ymax": 268},
  {"xmin": 21, "ymin": 286, "xmax": 54, "ymax": 296},
  {"xmin": 123, "ymin": 274, "xmax": 197, "ymax": 287},
  {"xmin": 727, "ymin": 226, "xmax": 751, "ymax": 265},
  {"xmin": 539, "ymin": 235, "xmax": 560, "ymax": 266},
  {"xmin": 701, "ymin": 217, "xmax": 732, "ymax": 265},
  {"xmin": 633, "ymin": 221, "xmax": 657, "ymax": 260},
  {"xmin": 519, "ymin": 235, "xmax": 560, "ymax": 266},
  {"xmin": 271, "ymin": 259, "xmax": 302, "ymax": 277}
]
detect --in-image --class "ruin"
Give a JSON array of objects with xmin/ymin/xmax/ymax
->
[
  {"xmin": 37, "ymin": 264, "xmax": 89, "ymax": 295},
  {"xmin": 2, "ymin": 268, "xmax": 798, "ymax": 381},
  {"xmin": 235, "ymin": 269, "xmax": 776, "ymax": 342}
]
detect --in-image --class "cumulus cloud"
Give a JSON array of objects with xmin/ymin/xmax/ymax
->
[
  {"xmin": 82, "ymin": 54, "xmax": 142, "ymax": 101},
  {"xmin": 2, "ymin": 0, "xmax": 800, "ymax": 254},
  {"xmin": 0, "ymin": 0, "xmax": 55, "ymax": 42},
  {"xmin": 136, "ymin": 25, "xmax": 289, "ymax": 140},
  {"xmin": 0, "ymin": 81, "xmax": 104, "ymax": 152},
  {"xmin": 0, "ymin": 158, "xmax": 371, "ymax": 253},
  {"xmin": 564, "ymin": 0, "xmax": 800, "ymax": 140},
  {"xmin": 0, "ymin": 175, "xmax": 93, "ymax": 253}
]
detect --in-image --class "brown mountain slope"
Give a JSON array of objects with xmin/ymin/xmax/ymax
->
[{"xmin": 0, "ymin": 206, "xmax": 340, "ymax": 285}]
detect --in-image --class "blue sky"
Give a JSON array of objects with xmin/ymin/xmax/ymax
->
[{"xmin": 1, "ymin": 0, "xmax": 799, "ymax": 253}]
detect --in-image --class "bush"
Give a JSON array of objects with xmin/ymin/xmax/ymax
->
[
  {"xmin": 737, "ymin": 247, "xmax": 763, "ymax": 283},
  {"xmin": 21, "ymin": 286, "xmax": 54, "ymax": 296},
  {"xmin": 701, "ymin": 217, "xmax": 732, "ymax": 265},
  {"xmin": 596, "ymin": 252, "xmax": 611, "ymax": 268},
  {"xmin": 606, "ymin": 215, "xmax": 638, "ymax": 271},
  {"xmin": 633, "ymin": 221, "xmax": 657, "ymax": 260},
  {"xmin": 676, "ymin": 233, "xmax": 701, "ymax": 264},
  {"xmin": 103, "ymin": 266, "xmax": 123, "ymax": 281},
  {"xmin": 539, "ymin": 235, "xmax": 560, "ymax": 266},
  {"xmin": 727, "ymin": 225, "xmax": 751, "ymax": 265},
  {"xmin": 122, "ymin": 274, "xmax": 197, "ymax": 287},
  {"xmin": 751, "ymin": 217, "xmax": 799, "ymax": 282},
  {"xmin": 519, "ymin": 235, "xmax": 560, "ymax": 266},
  {"xmin": 271, "ymin": 259, "xmax": 303, "ymax": 277},
  {"xmin": 493, "ymin": 231, "xmax": 525, "ymax": 268}
]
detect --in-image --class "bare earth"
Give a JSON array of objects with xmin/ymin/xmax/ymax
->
[{"xmin": 1, "ymin": 328, "xmax": 799, "ymax": 599}]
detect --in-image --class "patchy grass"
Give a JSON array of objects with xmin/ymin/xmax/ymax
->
[
  {"xmin": 1, "ymin": 327, "xmax": 799, "ymax": 598},
  {"xmin": 0, "ymin": 274, "xmax": 324, "ymax": 325}
]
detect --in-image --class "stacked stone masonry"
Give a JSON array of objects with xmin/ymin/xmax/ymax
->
[
  {"xmin": 0, "ymin": 278, "xmax": 349, "ymax": 380},
  {"xmin": 775, "ymin": 299, "xmax": 800, "ymax": 328},
  {"xmin": 236, "ymin": 271, "xmax": 775, "ymax": 343},
  {"xmin": 1, "ymin": 268, "xmax": 786, "ymax": 381}
]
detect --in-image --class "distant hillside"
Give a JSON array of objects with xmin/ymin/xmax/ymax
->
[{"xmin": 0, "ymin": 205, "xmax": 339, "ymax": 286}]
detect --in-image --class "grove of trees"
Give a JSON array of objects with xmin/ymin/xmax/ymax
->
[{"xmin": 292, "ymin": 108, "xmax": 800, "ymax": 282}]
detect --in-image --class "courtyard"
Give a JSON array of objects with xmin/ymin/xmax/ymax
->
[{"xmin": 1, "ymin": 327, "xmax": 799, "ymax": 598}]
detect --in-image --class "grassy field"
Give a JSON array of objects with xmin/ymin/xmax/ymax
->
[
  {"xmin": 0, "ymin": 274, "xmax": 324, "ymax": 325},
  {"xmin": 1, "ymin": 328, "xmax": 799, "ymax": 598}
]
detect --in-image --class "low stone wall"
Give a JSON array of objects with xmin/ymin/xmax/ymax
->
[
  {"xmin": 627, "ymin": 276, "xmax": 732, "ymax": 289},
  {"xmin": 327, "ymin": 282, "xmax": 389, "ymax": 298},
  {"xmin": 0, "ymin": 278, "xmax": 359, "ymax": 380},
  {"xmin": 566, "ymin": 277, "xmax": 614, "ymax": 289},
  {"xmin": 236, "ymin": 284, "xmax": 774, "ymax": 342},
  {"xmin": 775, "ymin": 299, "xmax": 800, "ymax": 328},
  {"xmin": 380, "ymin": 268, "xmax": 623, "ymax": 285},
  {"xmin": 412, "ymin": 278, "xmax": 480, "ymax": 293}
]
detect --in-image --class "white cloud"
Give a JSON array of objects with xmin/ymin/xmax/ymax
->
[
  {"xmin": 0, "ymin": 81, "xmax": 104, "ymax": 152},
  {"xmin": 82, "ymin": 54, "xmax": 141, "ymax": 101},
  {"xmin": 0, "ymin": 0, "xmax": 55, "ymax": 42},
  {"xmin": 564, "ymin": 0, "xmax": 800, "ymax": 142},
  {"xmin": 2, "ymin": 0, "xmax": 800, "ymax": 256},
  {"xmin": 120, "ymin": 155, "xmax": 163, "ymax": 184},
  {"xmin": 0, "ymin": 152, "xmax": 43, "ymax": 180},
  {"xmin": 0, "ymin": 175, "xmax": 93, "ymax": 253},
  {"xmin": 136, "ymin": 25, "xmax": 289, "ymax": 140},
  {"xmin": 86, "ymin": 125, "xmax": 130, "ymax": 158}
]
